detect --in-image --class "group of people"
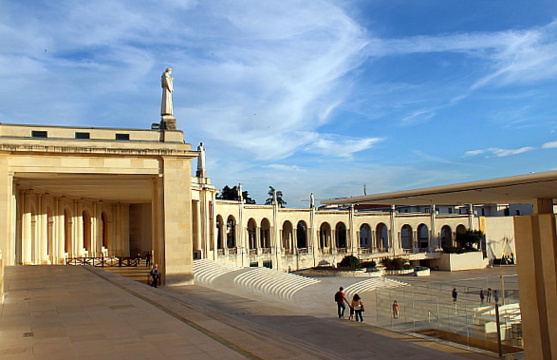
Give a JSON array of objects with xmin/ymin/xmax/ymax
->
[
  {"xmin": 334, "ymin": 287, "xmax": 401, "ymax": 321},
  {"xmin": 334, "ymin": 287, "xmax": 365, "ymax": 322},
  {"xmin": 479, "ymin": 288, "xmax": 499, "ymax": 304},
  {"xmin": 134, "ymin": 251, "xmax": 160, "ymax": 288}
]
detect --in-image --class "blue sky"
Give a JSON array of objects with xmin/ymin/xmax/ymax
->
[{"xmin": 2, "ymin": 0, "xmax": 557, "ymax": 206}]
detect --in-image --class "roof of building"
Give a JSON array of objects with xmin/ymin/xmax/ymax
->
[{"xmin": 323, "ymin": 170, "xmax": 557, "ymax": 206}]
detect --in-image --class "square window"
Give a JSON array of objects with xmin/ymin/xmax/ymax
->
[
  {"xmin": 31, "ymin": 130, "xmax": 47, "ymax": 138},
  {"xmin": 115, "ymin": 133, "xmax": 130, "ymax": 140},
  {"xmin": 75, "ymin": 132, "xmax": 90, "ymax": 139}
]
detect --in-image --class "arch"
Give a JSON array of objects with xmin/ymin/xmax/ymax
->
[
  {"xmin": 441, "ymin": 225, "xmax": 453, "ymax": 248},
  {"xmin": 297, "ymin": 221, "xmax": 308, "ymax": 249},
  {"xmin": 456, "ymin": 224, "xmax": 467, "ymax": 235},
  {"xmin": 401, "ymin": 224, "xmax": 413, "ymax": 250},
  {"xmin": 376, "ymin": 223, "xmax": 388, "ymax": 251},
  {"xmin": 226, "ymin": 215, "xmax": 236, "ymax": 248},
  {"xmin": 359, "ymin": 224, "xmax": 371, "ymax": 249},
  {"xmin": 247, "ymin": 218, "xmax": 257, "ymax": 250},
  {"xmin": 64, "ymin": 209, "xmax": 73, "ymax": 256},
  {"xmin": 319, "ymin": 222, "xmax": 331, "ymax": 249},
  {"xmin": 282, "ymin": 221, "xmax": 294, "ymax": 253},
  {"xmin": 418, "ymin": 224, "xmax": 429, "ymax": 249},
  {"xmin": 216, "ymin": 215, "xmax": 224, "ymax": 249},
  {"xmin": 101, "ymin": 212, "xmax": 109, "ymax": 251},
  {"xmin": 335, "ymin": 222, "xmax": 347, "ymax": 249},
  {"xmin": 260, "ymin": 218, "xmax": 271, "ymax": 248},
  {"xmin": 82, "ymin": 210, "xmax": 92, "ymax": 254}
]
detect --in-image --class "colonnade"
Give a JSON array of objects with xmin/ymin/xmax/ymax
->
[{"xmin": 15, "ymin": 189, "xmax": 130, "ymax": 265}]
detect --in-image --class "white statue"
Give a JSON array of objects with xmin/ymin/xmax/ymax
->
[
  {"xmin": 161, "ymin": 68, "xmax": 174, "ymax": 116},
  {"xmin": 196, "ymin": 142, "xmax": 206, "ymax": 178}
]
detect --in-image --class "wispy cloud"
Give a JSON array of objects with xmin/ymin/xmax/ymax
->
[
  {"xmin": 465, "ymin": 146, "xmax": 535, "ymax": 158},
  {"xmin": 304, "ymin": 133, "xmax": 383, "ymax": 158}
]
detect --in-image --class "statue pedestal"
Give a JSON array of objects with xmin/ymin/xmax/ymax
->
[{"xmin": 161, "ymin": 116, "xmax": 177, "ymax": 130}]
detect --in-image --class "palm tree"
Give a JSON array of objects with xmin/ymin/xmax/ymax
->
[{"xmin": 265, "ymin": 186, "xmax": 287, "ymax": 208}]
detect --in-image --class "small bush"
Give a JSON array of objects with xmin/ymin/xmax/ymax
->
[
  {"xmin": 442, "ymin": 245, "xmax": 467, "ymax": 254},
  {"xmin": 361, "ymin": 260, "xmax": 376, "ymax": 268},
  {"xmin": 380, "ymin": 257, "xmax": 407, "ymax": 270},
  {"xmin": 339, "ymin": 255, "xmax": 361, "ymax": 269}
]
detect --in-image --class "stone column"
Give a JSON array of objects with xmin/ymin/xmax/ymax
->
[
  {"xmin": 430, "ymin": 204, "xmax": 437, "ymax": 250},
  {"xmin": 160, "ymin": 157, "xmax": 194, "ymax": 285},
  {"xmin": 514, "ymin": 198, "xmax": 557, "ymax": 360},
  {"xmin": 22, "ymin": 192, "xmax": 32, "ymax": 265}
]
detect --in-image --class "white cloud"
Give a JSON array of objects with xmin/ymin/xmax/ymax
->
[
  {"xmin": 464, "ymin": 147, "xmax": 535, "ymax": 158},
  {"xmin": 263, "ymin": 164, "xmax": 306, "ymax": 172},
  {"xmin": 542, "ymin": 141, "xmax": 557, "ymax": 149},
  {"xmin": 304, "ymin": 133, "xmax": 382, "ymax": 158}
]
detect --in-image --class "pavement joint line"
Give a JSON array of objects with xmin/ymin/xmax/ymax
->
[{"xmin": 83, "ymin": 266, "xmax": 264, "ymax": 360}]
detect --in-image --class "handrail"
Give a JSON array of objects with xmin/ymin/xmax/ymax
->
[{"xmin": 66, "ymin": 256, "xmax": 142, "ymax": 267}]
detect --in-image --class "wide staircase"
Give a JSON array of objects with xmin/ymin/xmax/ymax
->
[
  {"xmin": 100, "ymin": 265, "xmax": 151, "ymax": 285},
  {"xmin": 193, "ymin": 259, "xmax": 321, "ymax": 301}
]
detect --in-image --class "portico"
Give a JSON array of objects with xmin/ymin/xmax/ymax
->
[
  {"xmin": 0, "ymin": 123, "xmax": 198, "ymax": 285},
  {"xmin": 324, "ymin": 171, "xmax": 557, "ymax": 360}
]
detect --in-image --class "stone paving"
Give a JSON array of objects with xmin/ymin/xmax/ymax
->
[{"xmin": 0, "ymin": 265, "xmax": 516, "ymax": 359}]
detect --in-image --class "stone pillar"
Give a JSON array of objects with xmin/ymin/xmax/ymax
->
[
  {"xmin": 38, "ymin": 194, "xmax": 48, "ymax": 264},
  {"xmin": 22, "ymin": 192, "xmax": 32, "ymax": 265},
  {"xmin": 430, "ymin": 204, "xmax": 437, "ymax": 250},
  {"xmin": 390, "ymin": 205, "xmax": 397, "ymax": 256},
  {"xmin": 513, "ymin": 198, "xmax": 557, "ymax": 359},
  {"xmin": 0, "ymin": 155, "xmax": 14, "ymax": 265},
  {"xmin": 160, "ymin": 157, "xmax": 194, "ymax": 285}
]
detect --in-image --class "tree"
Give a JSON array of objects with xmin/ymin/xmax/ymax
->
[
  {"xmin": 216, "ymin": 185, "xmax": 256, "ymax": 204},
  {"xmin": 456, "ymin": 229, "xmax": 483, "ymax": 251},
  {"xmin": 339, "ymin": 255, "xmax": 361, "ymax": 269},
  {"xmin": 264, "ymin": 186, "xmax": 287, "ymax": 208}
]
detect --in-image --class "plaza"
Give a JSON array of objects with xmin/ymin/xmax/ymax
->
[{"xmin": 0, "ymin": 263, "xmax": 517, "ymax": 359}]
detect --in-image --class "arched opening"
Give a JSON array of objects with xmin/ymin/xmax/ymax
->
[
  {"xmin": 260, "ymin": 218, "xmax": 271, "ymax": 249},
  {"xmin": 376, "ymin": 223, "xmax": 388, "ymax": 252},
  {"xmin": 282, "ymin": 221, "xmax": 293, "ymax": 253},
  {"xmin": 335, "ymin": 222, "xmax": 347, "ymax": 249},
  {"xmin": 401, "ymin": 224, "xmax": 413, "ymax": 250},
  {"xmin": 441, "ymin": 225, "xmax": 453, "ymax": 248},
  {"xmin": 297, "ymin": 221, "xmax": 307, "ymax": 249},
  {"xmin": 247, "ymin": 218, "xmax": 257, "ymax": 250},
  {"xmin": 456, "ymin": 224, "xmax": 467, "ymax": 248},
  {"xmin": 319, "ymin": 222, "xmax": 331, "ymax": 249},
  {"xmin": 216, "ymin": 215, "xmax": 224, "ymax": 249},
  {"xmin": 359, "ymin": 224, "xmax": 371, "ymax": 249},
  {"xmin": 226, "ymin": 216, "xmax": 236, "ymax": 248},
  {"xmin": 64, "ymin": 209, "xmax": 73, "ymax": 256},
  {"xmin": 82, "ymin": 210, "xmax": 91, "ymax": 254},
  {"xmin": 418, "ymin": 224, "xmax": 429, "ymax": 249},
  {"xmin": 101, "ymin": 212, "xmax": 109, "ymax": 252}
]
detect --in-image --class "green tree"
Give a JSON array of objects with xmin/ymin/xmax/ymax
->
[
  {"xmin": 216, "ymin": 185, "xmax": 256, "ymax": 204},
  {"xmin": 264, "ymin": 186, "xmax": 287, "ymax": 208},
  {"xmin": 456, "ymin": 229, "xmax": 483, "ymax": 251},
  {"xmin": 339, "ymin": 255, "xmax": 361, "ymax": 269}
]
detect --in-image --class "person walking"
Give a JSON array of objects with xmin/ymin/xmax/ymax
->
[
  {"xmin": 452, "ymin": 288, "xmax": 458, "ymax": 303},
  {"xmin": 149, "ymin": 264, "xmax": 160, "ymax": 288},
  {"xmin": 392, "ymin": 300, "xmax": 400, "ymax": 319},
  {"xmin": 145, "ymin": 252, "xmax": 152, "ymax": 267},
  {"xmin": 351, "ymin": 294, "xmax": 364, "ymax": 322},
  {"xmin": 334, "ymin": 287, "xmax": 349, "ymax": 318},
  {"xmin": 480, "ymin": 289, "xmax": 485, "ymax": 304},
  {"xmin": 493, "ymin": 289, "xmax": 500, "ymax": 304},
  {"xmin": 487, "ymin": 288, "xmax": 492, "ymax": 303}
]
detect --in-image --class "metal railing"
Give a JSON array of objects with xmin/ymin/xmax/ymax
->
[{"xmin": 66, "ymin": 256, "xmax": 141, "ymax": 267}]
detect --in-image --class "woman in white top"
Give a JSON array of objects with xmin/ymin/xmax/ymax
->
[{"xmin": 351, "ymin": 294, "xmax": 364, "ymax": 322}]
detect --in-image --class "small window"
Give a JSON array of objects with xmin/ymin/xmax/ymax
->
[
  {"xmin": 31, "ymin": 130, "xmax": 47, "ymax": 138},
  {"xmin": 75, "ymin": 132, "xmax": 90, "ymax": 139},
  {"xmin": 115, "ymin": 133, "xmax": 130, "ymax": 141},
  {"xmin": 448, "ymin": 208, "xmax": 453, "ymax": 214}
]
